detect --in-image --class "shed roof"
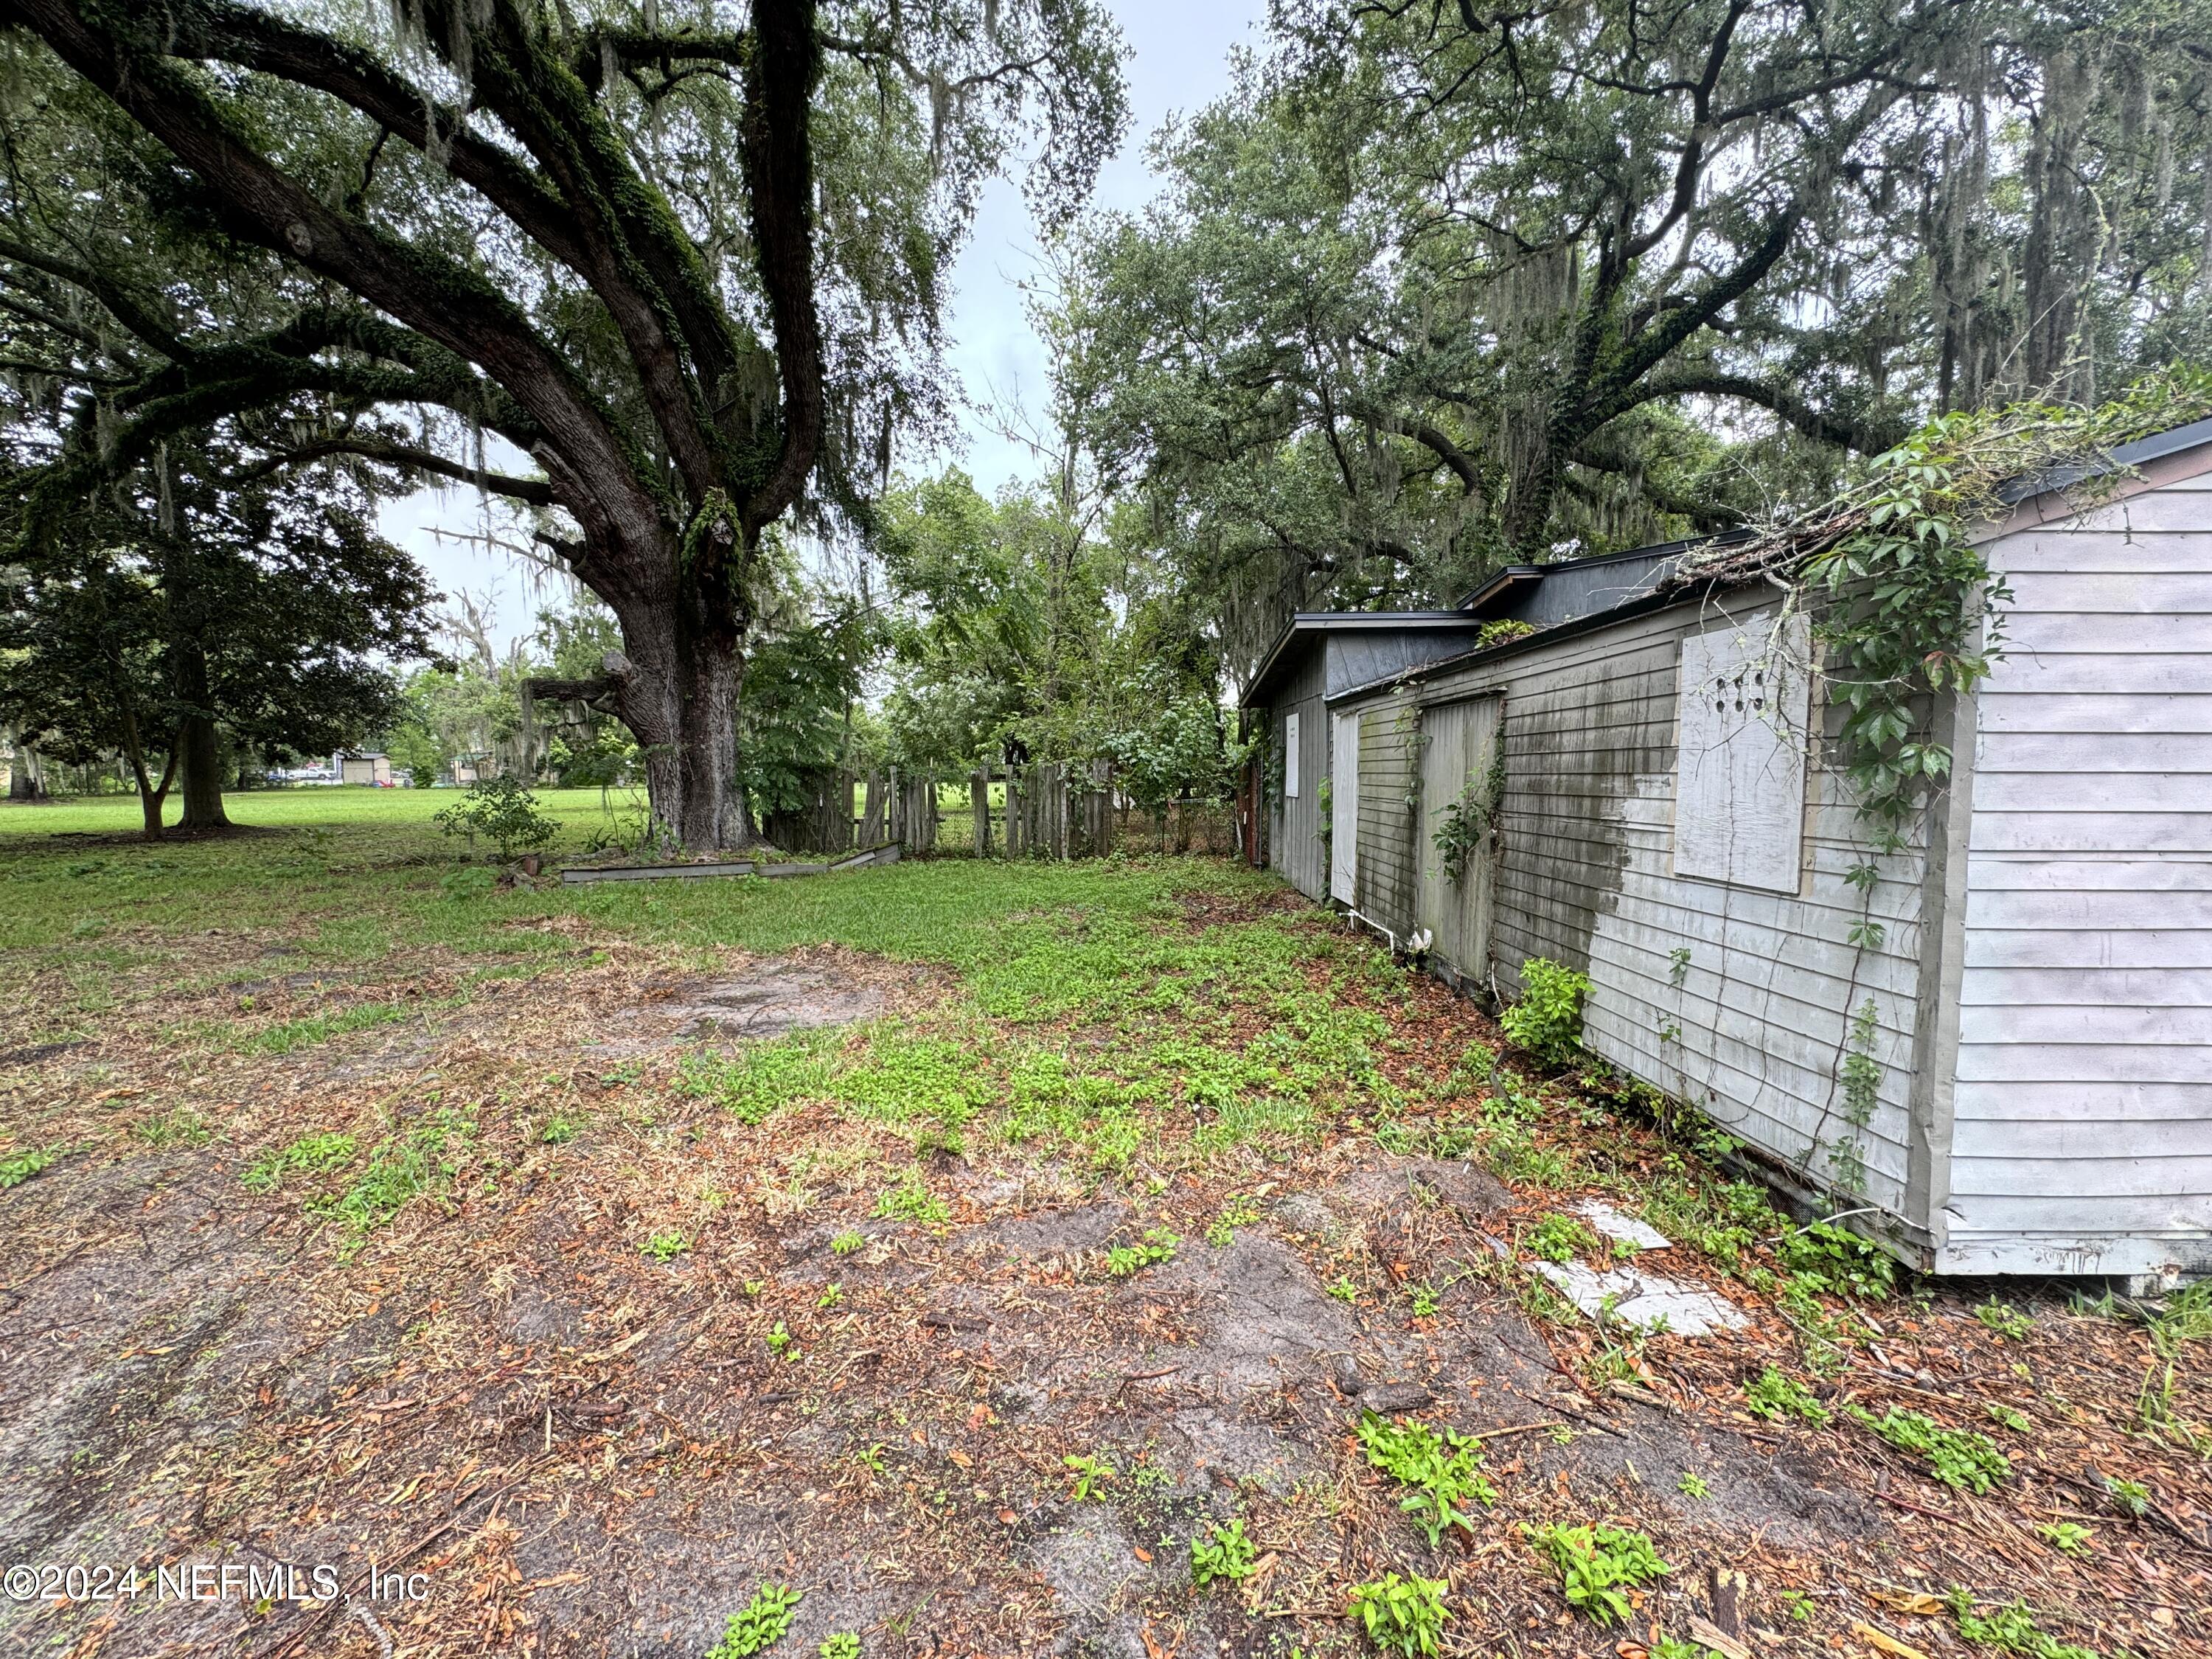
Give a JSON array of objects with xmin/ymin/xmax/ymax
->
[
  {"xmin": 1240, "ymin": 611, "xmax": 1485, "ymax": 706},
  {"xmin": 1248, "ymin": 411, "xmax": 2212, "ymax": 712}
]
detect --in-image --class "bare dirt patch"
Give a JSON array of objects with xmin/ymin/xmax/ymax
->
[{"xmin": 0, "ymin": 915, "xmax": 2204, "ymax": 1659}]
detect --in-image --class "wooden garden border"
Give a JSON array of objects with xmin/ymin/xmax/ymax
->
[{"xmin": 557, "ymin": 844, "xmax": 902, "ymax": 886}]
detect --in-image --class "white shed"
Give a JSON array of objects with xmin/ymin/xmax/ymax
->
[{"xmin": 1242, "ymin": 417, "xmax": 2212, "ymax": 1284}]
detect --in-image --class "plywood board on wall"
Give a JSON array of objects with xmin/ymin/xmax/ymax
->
[{"xmin": 1673, "ymin": 613, "xmax": 1812, "ymax": 894}]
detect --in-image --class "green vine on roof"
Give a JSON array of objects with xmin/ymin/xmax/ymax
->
[{"xmin": 1681, "ymin": 367, "xmax": 2212, "ymax": 846}]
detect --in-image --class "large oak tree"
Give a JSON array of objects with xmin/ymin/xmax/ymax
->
[{"xmin": 0, "ymin": 0, "xmax": 1126, "ymax": 846}]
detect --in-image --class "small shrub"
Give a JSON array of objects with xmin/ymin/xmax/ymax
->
[
  {"xmin": 434, "ymin": 776, "xmax": 558, "ymax": 862},
  {"xmin": 1347, "ymin": 1572, "xmax": 1449, "ymax": 1656},
  {"xmin": 1743, "ymin": 1367, "xmax": 1830, "ymax": 1425},
  {"xmin": 1500, "ymin": 959, "xmax": 1590, "ymax": 1068},
  {"xmin": 707, "ymin": 1582, "xmax": 802, "ymax": 1657},
  {"xmin": 1846, "ymin": 1405, "xmax": 2009, "ymax": 1492},
  {"xmin": 1524, "ymin": 1522, "xmax": 1669, "ymax": 1626},
  {"xmin": 1358, "ymin": 1413, "xmax": 1496, "ymax": 1545},
  {"xmin": 1189, "ymin": 1517, "xmax": 1258, "ymax": 1587}
]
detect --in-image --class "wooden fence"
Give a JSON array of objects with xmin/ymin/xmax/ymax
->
[{"xmin": 768, "ymin": 761, "xmax": 1232, "ymax": 861}]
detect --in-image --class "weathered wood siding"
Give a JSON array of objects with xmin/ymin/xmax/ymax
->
[
  {"xmin": 1337, "ymin": 593, "xmax": 1933, "ymax": 1242},
  {"xmin": 1265, "ymin": 650, "xmax": 1330, "ymax": 901},
  {"xmin": 1354, "ymin": 703, "xmax": 1419, "ymax": 928},
  {"xmin": 1943, "ymin": 456, "xmax": 2212, "ymax": 1277}
]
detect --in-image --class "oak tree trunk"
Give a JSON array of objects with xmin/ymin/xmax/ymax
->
[
  {"xmin": 611, "ymin": 598, "xmax": 762, "ymax": 853},
  {"xmin": 175, "ymin": 634, "xmax": 229, "ymax": 831},
  {"xmin": 175, "ymin": 712, "xmax": 229, "ymax": 830}
]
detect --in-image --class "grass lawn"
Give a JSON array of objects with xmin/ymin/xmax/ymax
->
[{"xmin": 0, "ymin": 792, "xmax": 2203, "ymax": 1659}]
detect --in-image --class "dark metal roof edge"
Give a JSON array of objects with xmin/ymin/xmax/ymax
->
[
  {"xmin": 1239, "ymin": 613, "xmax": 1491, "ymax": 706},
  {"xmin": 1997, "ymin": 414, "xmax": 2212, "ymax": 504},
  {"xmin": 1453, "ymin": 530, "xmax": 1756, "ymax": 611},
  {"xmin": 1323, "ymin": 579, "xmax": 1737, "ymax": 705},
  {"xmin": 1453, "ymin": 566, "xmax": 1545, "ymax": 613}
]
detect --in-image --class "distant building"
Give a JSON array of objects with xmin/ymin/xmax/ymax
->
[{"xmin": 335, "ymin": 752, "xmax": 394, "ymax": 786}]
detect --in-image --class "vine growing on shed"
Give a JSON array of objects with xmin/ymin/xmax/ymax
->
[
  {"xmin": 1679, "ymin": 369, "xmax": 2212, "ymax": 846},
  {"xmin": 1432, "ymin": 715, "xmax": 1507, "ymax": 885}
]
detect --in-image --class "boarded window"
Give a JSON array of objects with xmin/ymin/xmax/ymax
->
[
  {"xmin": 1284, "ymin": 712, "xmax": 1301, "ymax": 797},
  {"xmin": 1674, "ymin": 615, "xmax": 1810, "ymax": 893}
]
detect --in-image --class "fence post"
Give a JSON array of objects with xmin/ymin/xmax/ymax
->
[
  {"xmin": 860, "ymin": 771, "xmax": 883, "ymax": 846},
  {"xmin": 970, "ymin": 767, "xmax": 990, "ymax": 857}
]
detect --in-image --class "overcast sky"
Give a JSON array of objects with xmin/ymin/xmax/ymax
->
[{"xmin": 387, "ymin": 1, "xmax": 1267, "ymax": 654}]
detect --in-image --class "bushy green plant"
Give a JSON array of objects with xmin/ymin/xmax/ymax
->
[
  {"xmin": 241, "ymin": 1131, "xmax": 357, "ymax": 1193},
  {"xmin": 818, "ymin": 1637, "xmax": 860, "ymax": 1659},
  {"xmin": 1778, "ymin": 1221, "xmax": 1894, "ymax": 1298},
  {"xmin": 1743, "ymin": 1367, "xmax": 1830, "ymax": 1425},
  {"xmin": 1500, "ymin": 958, "xmax": 1590, "ymax": 1067},
  {"xmin": 707, "ymin": 1582, "xmax": 802, "ymax": 1657},
  {"xmin": 1846, "ymin": 1405, "xmax": 2009, "ymax": 1492},
  {"xmin": 0, "ymin": 1146, "xmax": 65, "ymax": 1188},
  {"xmin": 873, "ymin": 1169, "xmax": 950, "ymax": 1225},
  {"xmin": 1347, "ymin": 1572, "xmax": 1449, "ymax": 1656},
  {"xmin": 1064, "ymin": 1452, "xmax": 1115, "ymax": 1500},
  {"xmin": 677, "ymin": 1034, "xmax": 835, "ymax": 1125},
  {"xmin": 1189, "ymin": 1517, "xmax": 1258, "ymax": 1587},
  {"xmin": 1526, "ymin": 1214, "xmax": 1596, "ymax": 1264},
  {"xmin": 1944, "ymin": 1588, "xmax": 2098, "ymax": 1659},
  {"xmin": 1525, "ymin": 1522, "xmax": 1669, "ymax": 1626},
  {"xmin": 1105, "ymin": 1226, "xmax": 1179, "ymax": 1277},
  {"xmin": 1357, "ymin": 1412, "xmax": 1496, "ymax": 1545},
  {"xmin": 433, "ymin": 775, "xmax": 558, "ymax": 861}
]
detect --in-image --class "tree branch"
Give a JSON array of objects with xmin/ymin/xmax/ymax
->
[
  {"xmin": 229, "ymin": 438, "xmax": 556, "ymax": 505},
  {"xmin": 735, "ymin": 0, "xmax": 826, "ymax": 532},
  {"xmin": 1632, "ymin": 370, "xmax": 1907, "ymax": 453},
  {"xmin": 10, "ymin": 0, "xmax": 659, "ymax": 542}
]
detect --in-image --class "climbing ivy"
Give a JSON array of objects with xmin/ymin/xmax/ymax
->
[
  {"xmin": 1430, "ymin": 714, "xmax": 1507, "ymax": 885},
  {"xmin": 1686, "ymin": 369, "xmax": 2212, "ymax": 844}
]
